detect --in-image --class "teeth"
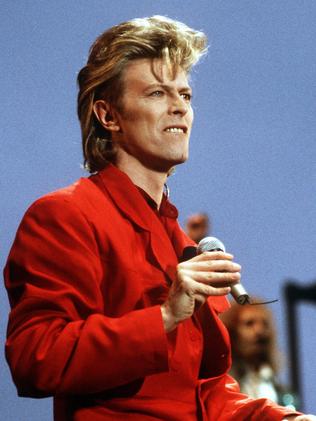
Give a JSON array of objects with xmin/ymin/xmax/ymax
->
[{"xmin": 165, "ymin": 127, "xmax": 184, "ymax": 133}]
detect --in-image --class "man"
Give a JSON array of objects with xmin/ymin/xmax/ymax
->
[
  {"xmin": 4, "ymin": 15, "xmax": 314, "ymax": 420},
  {"xmin": 221, "ymin": 300, "xmax": 298, "ymax": 408},
  {"xmin": 185, "ymin": 212, "xmax": 211, "ymax": 243}
]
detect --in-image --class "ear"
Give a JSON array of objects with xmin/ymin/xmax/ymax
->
[{"xmin": 93, "ymin": 100, "xmax": 121, "ymax": 132}]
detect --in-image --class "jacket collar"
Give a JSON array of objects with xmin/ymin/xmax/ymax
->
[
  {"xmin": 96, "ymin": 164, "xmax": 188, "ymax": 283},
  {"xmin": 97, "ymin": 164, "xmax": 175, "ymax": 230}
]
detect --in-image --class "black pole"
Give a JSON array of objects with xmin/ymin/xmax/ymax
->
[
  {"xmin": 284, "ymin": 282, "xmax": 301, "ymax": 408},
  {"xmin": 283, "ymin": 281, "xmax": 316, "ymax": 411}
]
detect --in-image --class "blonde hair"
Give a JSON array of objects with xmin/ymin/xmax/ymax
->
[{"xmin": 77, "ymin": 15, "xmax": 208, "ymax": 173}]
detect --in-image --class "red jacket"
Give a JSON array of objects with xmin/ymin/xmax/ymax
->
[{"xmin": 4, "ymin": 165, "xmax": 299, "ymax": 420}]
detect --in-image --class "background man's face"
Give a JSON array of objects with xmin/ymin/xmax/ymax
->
[
  {"xmin": 112, "ymin": 58, "xmax": 194, "ymax": 172},
  {"xmin": 236, "ymin": 307, "xmax": 272, "ymax": 360}
]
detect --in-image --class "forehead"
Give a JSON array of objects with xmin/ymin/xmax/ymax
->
[
  {"xmin": 121, "ymin": 58, "xmax": 190, "ymax": 89},
  {"xmin": 239, "ymin": 307, "xmax": 271, "ymax": 323}
]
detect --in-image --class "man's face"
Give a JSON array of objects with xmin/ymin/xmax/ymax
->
[
  {"xmin": 236, "ymin": 307, "xmax": 273, "ymax": 360},
  {"xmin": 186, "ymin": 214, "xmax": 209, "ymax": 243},
  {"xmin": 112, "ymin": 58, "xmax": 194, "ymax": 172}
]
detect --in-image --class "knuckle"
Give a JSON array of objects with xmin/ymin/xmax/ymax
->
[
  {"xmin": 207, "ymin": 273, "xmax": 215, "ymax": 282},
  {"xmin": 202, "ymin": 284, "xmax": 212, "ymax": 295},
  {"xmin": 177, "ymin": 262, "xmax": 185, "ymax": 271},
  {"xmin": 176, "ymin": 265, "xmax": 186, "ymax": 278},
  {"xmin": 206, "ymin": 260, "xmax": 215, "ymax": 268},
  {"xmin": 182, "ymin": 278, "xmax": 191, "ymax": 289}
]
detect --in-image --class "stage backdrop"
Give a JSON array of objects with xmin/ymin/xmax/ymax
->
[{"xmin": 1, "ymin": 1, "xmax": 316, "ymax": 419}]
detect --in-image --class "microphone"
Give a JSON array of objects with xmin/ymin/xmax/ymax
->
[{"xmin": 197, "ymin": 236, "xmax": 250, "ymax": 305}]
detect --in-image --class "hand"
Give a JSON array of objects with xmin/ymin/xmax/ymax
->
[
  {"xmin": 161, "ymin": 251, "xmax": 241, "ymax": 332},
  {"xmin": 283, "ymin": 415, "xmax": 316, "ymax": 421}
]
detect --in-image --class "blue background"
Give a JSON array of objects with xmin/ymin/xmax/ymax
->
[{"xmin": 1, "ymin": 1, "xmax": 316, "ymax": 419}]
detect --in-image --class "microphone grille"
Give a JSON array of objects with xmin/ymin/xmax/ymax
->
[{"xmin": 197, "ymin": 236, "xmax": 226, "ymax": 253}]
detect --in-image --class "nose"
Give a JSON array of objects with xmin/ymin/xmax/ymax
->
[
  {"xmin": 168, "ymin": 94, "xmax": 189, "ymax": 116},
  {"xmin": 253, "ymin": 321, "xmax": 268, "ymax": 336}
]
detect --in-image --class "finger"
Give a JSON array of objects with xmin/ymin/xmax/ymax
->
[
  {"xmin": 186, "ymin": 278, "xmax": 231, "ymax": 297},
  {"xmin": 193, "ymin": 293, "xmax": 208, "ymax": 309},
  {"xmin": 195, "ymin": 284, "xmax": 232, "ymax": 297},
  {"xmin": 185, "ymin": 259, "xmax": 241, "ymax": 273},
  {"xmin": 190, "ymin": 251, "xmax": 234, "ymax": 262},
  {"xmin": 181, "ymin": 268, "xmax": 241, "ymax": 286},
  {"xmin": 176, "ymin": 271, "xmax": 232, "ymax": 294}
]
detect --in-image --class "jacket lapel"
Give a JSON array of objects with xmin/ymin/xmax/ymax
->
[{"xmin": 97, "ymin": 165, "xmax": 180, "ymax": 284}]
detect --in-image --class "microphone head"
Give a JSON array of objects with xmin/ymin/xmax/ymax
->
[{"xmin": 197, "ymin": 236, "xmax": 226, "ymax": 254}]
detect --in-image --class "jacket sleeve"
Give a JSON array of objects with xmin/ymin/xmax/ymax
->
[
  {"xmin": 200, "ymin": 374, "xmax": 302, "ymax": 421},
  {"xmin": 4, "ymin": 195, "xmax": 169, "ymax": 397}
]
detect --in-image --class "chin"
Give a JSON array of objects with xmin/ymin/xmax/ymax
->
[
  {"xmin": 145, "ymin": 151, "xmax": 189, "ymax": 172},
  {"xmin": 166, "ymin": 156, "xmax": 188, "ymax": 169},
  {"xmin": 176, "ymin": 154, "xmax": 189, "ymax": 165},
  {"xmin": 173, "ymin": 149, "xmax": 189, "ymax": 163}
]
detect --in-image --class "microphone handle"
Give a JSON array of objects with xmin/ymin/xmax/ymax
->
[{"xmin": 230, "ymin": 283, "xmax": 250, "ymax": 305}]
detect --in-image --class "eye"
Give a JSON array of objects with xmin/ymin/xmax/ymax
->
[
  {"xmin": 181, "ymin": 92, "xmax": 192, "ymax": 102},
  {"xmin": 243, "ymin": 319, "xmax": 255, "ymax": 328},
  {"xmin": 150, "ymin": 90, "xmax": 164, "ymax": 97}
]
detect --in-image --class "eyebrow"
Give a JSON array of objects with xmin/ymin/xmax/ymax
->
[{"xmin": 145, "ymin": 83, "xmax": 192, "ymax": 93}]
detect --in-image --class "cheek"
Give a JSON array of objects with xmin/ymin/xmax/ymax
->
[
  {"xmin": 138, "ymin": 110, "xmax": 159, "ymax": 129},
  {"xmin": 188, "ymin": 107, "xmax": 194, "ymax": 124},
  {"xmin": 186, "ymin": 112, "xmax": 194, "ymax": 135},
  {"xmin": 239, "ymin": 329, "xmax": 252, "ymax": 343}
]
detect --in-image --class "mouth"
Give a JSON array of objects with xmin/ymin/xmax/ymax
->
[
  {"xmin": 164, "ymin": 126, "xmax": 187, "ymax": 134},
  {"xmin": 256, "ymin": 338, "xmax": 269, "ymax": 344}
]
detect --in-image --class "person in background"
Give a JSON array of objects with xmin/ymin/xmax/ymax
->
[
  {"xmin": 220, "ymin": 300, "xmax": 298, "ymax": 409},
  {"xmin": 4, "ymin": 15, "xmax": 314, "ymax": 421},
  {"xmin": 185, "ymin": 212, "xmax": 210, "ymax": 243}
]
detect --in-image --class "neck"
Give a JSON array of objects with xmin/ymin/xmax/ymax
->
[
  {"xmin": 246, "ymin": 356, "xmax": 269, "ymax": 372},
  {"xmin": 116, "ymin": 157, "xmax": 168, "ymax": 207}
]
